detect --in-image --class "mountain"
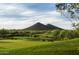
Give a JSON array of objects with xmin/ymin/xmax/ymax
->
[
  {"xmin": 46, "ymin": 24, "xmax": 62, "ymax": 30},
  {"xmin": 25, "ymin": 22, "xmax": 62, "ymax": 30},
  {"xmin": 25, "ymin": 22, "xmax": 49, "ymax": 30}
]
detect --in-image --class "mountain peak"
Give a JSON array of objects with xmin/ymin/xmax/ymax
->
[
  {"xmin": 34, "ymin": 22, "xmax": 44, "ymax": 25},
  {"xmin": 25, "ymin": 22, "xmax": 62, "ymax": 30},
  {"xmin": 25, "ymin": 22, "xmax": 49, "ymax": 30},
  {"xmin": 35, "ymin": 22, "xmax": 42, "ymax": 24}
]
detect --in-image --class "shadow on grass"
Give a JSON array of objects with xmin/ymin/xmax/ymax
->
[
  {"xmin": 0, "ymin": 41, "xmax": 13, "ymax": 43},
  {"xmin": 0, "ymin": 47, "xmax": 7, "ymax": 49}
]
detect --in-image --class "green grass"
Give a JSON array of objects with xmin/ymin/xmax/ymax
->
[
  {"xmin": 0, "ymin": 39, "xmax": 51, "ymax": 54},
  {"xmin": 0, "ymin": 38, "xmax": 79, "ymax": 55}
]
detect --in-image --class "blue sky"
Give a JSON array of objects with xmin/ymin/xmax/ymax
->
[{"xmin": 0, "ymin": 3, "xmax": 73, "ymax": 29}]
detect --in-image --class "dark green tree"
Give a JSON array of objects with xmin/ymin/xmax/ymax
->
[{"xmin": 0, "ymin": 29, "xmax": 9, "ymax": 38}]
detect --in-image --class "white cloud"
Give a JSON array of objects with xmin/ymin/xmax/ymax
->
[
  {"xmin": 0, "ymin": 4, "xmax": 73, "ymax": 30},
  {"xmin": 20, "ymin": 10, "xmax": 36, "ymax": 16},
  {"xmin": 0, "ymin": 16, "xmax": 73, "ymax": 30}
]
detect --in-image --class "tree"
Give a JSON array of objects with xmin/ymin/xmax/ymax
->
[
  {"xmin": 56, "ymin": 3, "xmax": 79, "ymax": 30},
  {"xmin": 0, "ymin": 29, "xmax": 9, "ymax": 38}
]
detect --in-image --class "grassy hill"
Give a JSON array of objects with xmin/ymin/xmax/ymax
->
[{"xmin": 0, "ymin": 38, "xmax": 79, "ymax": 55}]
